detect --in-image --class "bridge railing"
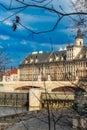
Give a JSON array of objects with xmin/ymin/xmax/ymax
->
[
  {"xmin": 41, "ymin": 92, "xmax": 74, "ymax": 100},
  {"xmin": 41, "ymin": 92, "xmax": 74, "ymax": 108}
]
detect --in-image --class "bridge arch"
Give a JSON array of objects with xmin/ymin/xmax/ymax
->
[
  {"xmin": 51, "ymin": 86, "xmax": 85, "ymax": 93},
  {"xmin": 15, "ymin": 86, "xmax": 42, "ymax": 92},
  {"xmin": 42, "ymin": 86, "xmax": 86, "ymax": 109}
]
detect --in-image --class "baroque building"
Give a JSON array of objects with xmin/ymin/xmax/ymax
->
[{"xmin": 18, "ymin": 29, "xmax": 87, "ymax": 82}]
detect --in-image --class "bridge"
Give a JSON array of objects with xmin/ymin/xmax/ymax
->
[
  {"xmin": 0, "ymin": 80, "xmax": 86, "ymax": 111},
  {"xmin": 0, "ymin": 80, "xmax": 77, "ymax": 92}
]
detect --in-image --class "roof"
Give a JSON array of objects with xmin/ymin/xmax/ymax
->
[
  {"xmin": 19, "ymin": 30, "xmax": 87, "ymax": 67},
  {"xmin": 4, "ymin": 68, "xmax": 17, "ymax": 76},
  {"xmin": 19, "ymin": 51, "xmax": 66, "ymax": 66},
  {"xmin": 75, "ymin": 28, "xmax": 83, "ymax": 39},
  {"xmin": 75, "ymin": 46, "xmax": 87, "ymax": 59}
]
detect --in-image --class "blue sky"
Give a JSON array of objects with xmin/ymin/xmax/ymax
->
[{"xmin": 0, "ymin": 0, "xmax": 86, "ymax": 69}]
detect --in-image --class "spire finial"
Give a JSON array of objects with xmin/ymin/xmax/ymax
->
[
  {"xmin": 76, "ymin": 27, "xmax": 82, "ymax": 38},
  {"xmin": 67, "ymin": 34, "xmax": 70, "ymax": 46}
]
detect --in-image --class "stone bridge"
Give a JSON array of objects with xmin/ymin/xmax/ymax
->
[
  {"xmin": 0, "ymin": 80, "xmax": 86, "ymax": 111},
  {"xmin": 0, "ymin": 81, "xmax": 77, "ymax": 92}
]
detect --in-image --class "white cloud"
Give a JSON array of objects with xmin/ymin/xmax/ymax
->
[
  {"xmin": 21, "ymin": 40, "xmax": 28, "ymax": 45},
  {"xmin": 60, "ymin": 28, "xmax": 76, "ymax": 34},
  {"xmin": 0, "ymin": 35, "xmax": 10, "ymax": 40},
  {"xmin": 18, "ymin": 24, "xmax": 38, "ymax": 31},
  {"xmin": 41, "ymin": 42, "xmax": 64, "ymax": 51},
  {"xmin": 19, "ymin": 11, "xmax": 57, "ymax": 24},
  {"xmin": 4, "ymin": 20, "xmax": 12, "ymax": 26}
]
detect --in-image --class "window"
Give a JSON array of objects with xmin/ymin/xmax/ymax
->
[
  {"xmin": 80, "ymin": 41, "xmax": 81, "ymax": 45},
  {"xmin": 86, "ymin": 62, "xmax": 87, "ymax": 67}
]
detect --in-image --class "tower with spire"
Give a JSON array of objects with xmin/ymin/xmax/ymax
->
[
  {"xmin": 66, "ymin": 28, "xmax": 84, "ymax": 60},
  {"xmin": 75, "ymin": 28, "xmax": 83, "ymax": 46}
]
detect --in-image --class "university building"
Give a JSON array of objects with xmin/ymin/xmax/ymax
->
[{"xmin": 18, "ymin": 29, "xmax": 87, "ymax": 82}]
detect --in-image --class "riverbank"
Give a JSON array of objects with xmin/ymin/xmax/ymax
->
[{"xmin": 7, "ymin": 108, "xmax": 74, "ymax": 130}]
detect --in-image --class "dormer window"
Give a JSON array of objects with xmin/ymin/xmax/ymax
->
[
  {"xmin": 35, "ymin": 59, "xmax": 38, "ymax": 63},
  {"xmin": 25, "ymin": 60, "xmax": 28, "ymax": 64},
  {"xmin": 35, "ymin": 56, "xmax": 38, "ymax": 63},
  {"xmin": 56, "ymin": 56, "xmax": 59, "ymax": 61},
  {"xmin": 49, "ymin": 58, "xmax": 53, "ymax": 62},
  {"xmin": 30, "ymin": 57, "xmax": 33, "ymax": 63},
  {"xmin": 61, "ymin": 56, "xmax": 63, "ymax": 61}
]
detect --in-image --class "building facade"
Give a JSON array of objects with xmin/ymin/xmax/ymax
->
[
  {"xmin": 18, "ymin": 29, "xmax": 87, "ymax": 82},
  {"xmin": 3, "ymin": 68, "xmax": 18, "ymax": 82}
]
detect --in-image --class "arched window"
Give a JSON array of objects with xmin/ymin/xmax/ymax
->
[{"xmin": 80, "ymin": 41, "xmax": 81, "ymax": 45}]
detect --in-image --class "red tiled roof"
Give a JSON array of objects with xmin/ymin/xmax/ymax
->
[{"xmin": 5, "ymin": 68, "xmax": 17, "ymax": 76}]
